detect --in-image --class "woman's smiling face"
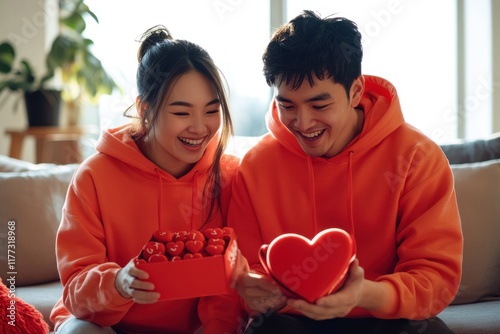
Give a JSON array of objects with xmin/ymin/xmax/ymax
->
[
  {"xmin": 146, "ymin": 70, "xmax": 221, "ymax": 177},
  {"xmin": 276, "ymin": 75, "xmax": 364, "ymax": 158}
]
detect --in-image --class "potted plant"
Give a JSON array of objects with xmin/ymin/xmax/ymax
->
[{"xmin": 0, "ymin": 0, "xmax": 118, "ymax": 127}]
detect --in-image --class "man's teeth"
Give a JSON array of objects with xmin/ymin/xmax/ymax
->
[
  {"xmin": 180, "ymin": 137, "xmax": 203, "ymax": 145},
  {"xmin": 301, "ymin": 130, "xmax": 323, "ymax": 138}
]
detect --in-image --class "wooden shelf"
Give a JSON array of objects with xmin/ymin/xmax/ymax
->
[{"xmin": 5, "ymin": 126, "xmax": 86, "ymax": 164}]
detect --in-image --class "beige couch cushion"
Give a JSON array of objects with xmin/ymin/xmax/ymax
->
[
  {"xmin": 450, "ymin": 158, "xmax": 500, "ymax": 304},
  {"xmin": 0, "ymin": 163, "xmax": 78, "ymax": 286}
]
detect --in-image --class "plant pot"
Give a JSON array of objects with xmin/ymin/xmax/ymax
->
[{"xmin": 24, "ymin": 89, "xmax": 62, "ymax": 127}]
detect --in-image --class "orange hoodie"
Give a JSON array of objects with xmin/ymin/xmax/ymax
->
[
  {"xmin": 50, "ymin": 124, "xmax": 245, "ymax": 333},
  {"xmin": 228, "ymin": 75, "xmax": 463, "ymax": 319}
]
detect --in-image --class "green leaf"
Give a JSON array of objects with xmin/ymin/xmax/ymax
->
[
  {"xmin": 62, "ymin": 12, "xmax": 86, "ymax": 34},
  {"xmin": 0, "ymin": 42, "xmax": 15, "ymax": 73}
]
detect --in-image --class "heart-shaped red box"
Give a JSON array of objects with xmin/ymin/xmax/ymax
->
[
  {"xmin": 259, "ymin": 228, "xmax": 356, "ymax": 303},
  {"xmin": 135, "ymin": 231, "xmax": 239, "ymax": 301}
]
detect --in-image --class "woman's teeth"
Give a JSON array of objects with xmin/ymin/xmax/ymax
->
[{"xmin": 179, "ymin": 137, "xmax": 203, "ymax": 146}]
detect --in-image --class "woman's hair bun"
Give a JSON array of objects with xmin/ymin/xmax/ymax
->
[{"xmin": 137, "ymin": 25, "xmax": 173, "ymax": 62}]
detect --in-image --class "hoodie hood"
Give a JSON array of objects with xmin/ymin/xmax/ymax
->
[
  {"xmin": 267, "ymin": 75, "xmax": 404, "ymax": 160},
  {"xmin": 95, "ymin": 124, "xmax": 219, "ymax": 230},
  {"xmin": 96, "ymin": 124, "xmax": 217, "ymax": 182},
  {"xmin": 265, "ymin": 75, "xmax": 405, "ymax": 236}
]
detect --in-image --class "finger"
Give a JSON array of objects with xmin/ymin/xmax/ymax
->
[
  {"xmin": 130, "ymin": 277, "xmax": 155, "ymax": 292},
  {"xmin": 128, "ymin": 264, "xmax": 150, "ymax": 280},
  {"xmin": 288, "ymin": 299, "xmax": 331, "ymax": 320},
  {"xmin": 243, "ymin": 272, "xmax": 280, "ymax": 292},
  {"xmin": 130, "ymin": 289, "xmax": 161, "ymax": 304}
]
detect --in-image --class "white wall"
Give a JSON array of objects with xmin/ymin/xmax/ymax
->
[{"xmin": 0, "ymin": 0, "xmax": 58, "ymax": 162}]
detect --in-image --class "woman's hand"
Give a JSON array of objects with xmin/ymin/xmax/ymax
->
[
  {"xmin": 287, "ymin": 258, "xmax": 365, "ymax": 320},
  {"xmin": 235, "ymin": 271, "xmax": 287, "ymax": 313},
  {"xmin": 115, "ymin": 259, "xmax": 160, "ymax": 304}
]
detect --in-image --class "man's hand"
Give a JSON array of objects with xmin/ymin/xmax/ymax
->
[
  {"xmin": 287, "ymin": 258, "xmax": 364, "ymax": 320},
  {"xmin": 235, "ymin": 271, "xmax": 287, "ymax": 313},
  {"xmin": 115, "ymin": 259, "xmax": 160, "ymax": 304}
]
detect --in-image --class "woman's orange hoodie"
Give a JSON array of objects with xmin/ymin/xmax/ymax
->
[
  {"xmin": 228, "ymin": 75, "xmax": 463, "ymax": 319},
  {"xmin": 50, "ymin": 124, "xmax": 245, "ymax": 333}
]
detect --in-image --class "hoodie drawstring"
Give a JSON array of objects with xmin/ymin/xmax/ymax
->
[
  {"xmin": 154, "ymin": 168, "xmax": 164, "ymax": 231},
  {"xmin": 307, "ymin": 156, "xmax": 318, "ymax": 234},
  {"xmin": 347, "ymin": 151, "xmax": 356, "ymax": 238},
  {"xmin": 190, "ymin": 172, "xmax": 199, "ymax": 231}
]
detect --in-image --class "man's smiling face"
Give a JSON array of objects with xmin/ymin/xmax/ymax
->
[{"xmin": 275, "ymin": 75, "xmax": 364, "ymax": 158}]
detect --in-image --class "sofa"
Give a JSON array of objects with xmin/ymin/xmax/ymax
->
[{"xmin": 0, "ymin": 133, "xmax": 499, "ymax": 334}]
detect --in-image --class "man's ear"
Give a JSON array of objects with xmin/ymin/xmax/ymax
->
[{"xmin": 349, "ymin": 75, "xmax": 365, "ymax": 107}]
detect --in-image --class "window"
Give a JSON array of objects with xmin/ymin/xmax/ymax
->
[
  {"xmin": 85, "ymin": 0, "xmax": 271, "ymax": 136},
  {"xmin": 286, "ymin": 0, "xmax": 458, "ymax": 143},
  {"xmin": 84, "ymin": 0, "xmax": 493, "ymax": 145}
]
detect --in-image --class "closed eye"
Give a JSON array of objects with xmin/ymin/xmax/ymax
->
[
  {"xmin": 278, "ymin": 103, "xmax": 294, "ymax": 110},
  {"xmin": 206, "ymin": 109, "xmax": 220, "ymax": 115},
  {"xmin": 313, "ymin": 104, "xmax": 330, "ymax": 110},
  {"xmin": 172, "ymin": 112, "xmax": 189, "ymax": 116}
]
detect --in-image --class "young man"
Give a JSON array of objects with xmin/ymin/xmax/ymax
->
[{"xmin": 229, "ymin": 10, "xmax": 462, "ymax": 334}]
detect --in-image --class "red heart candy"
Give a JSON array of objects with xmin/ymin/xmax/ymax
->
[
  {"xmin": 192, "ymin": 253, "xmax": 203, "ymax": 259},
  {"xmin": 205, "ymin": 244, "xmax": 224, "ymax": 256},
  {"xmin": 166, "ymin": 241, "xmax": 185, "ymax": 256},
  {"xmin": 142, "ymin": 241, "xmax": 166, "ymax": 260},
  {"xmin": 183, "ymin": 252, "xmax": 203, "ymax": 260},
  {"xmin": 185, "ymin": 240, "xmax": 204, "ymax": 254},
  {"xmin": 207, "ymin": 238, "xmax": 226, "ymax": 247},
  {"xmin": 204, "ymin": 228, "xmax": 223, "ymax": 239},
  {"xmin": 173, "ymin": 230, "xmax": 189, "ymax": 242},
  {"xmin": 260, "ymin": 228, "xmax": 355, "ymax": 303},
  {"xmin": 222, "ymin": 227, "xmax": 234, "ymax": 236},
  {"xmin": 153, "ymin": 230, "xmax": 173, "ymax": 243},
  {"xmin": 171, "ymin": 256, "xmax": 182, "ymax": 262},
  {"xmin": 187, "ymin": 230, "xmax": 205, "ymax": 242},
  {"xmin": 148, "ymin": 254, "xmax": 168, "ymax": 263}
]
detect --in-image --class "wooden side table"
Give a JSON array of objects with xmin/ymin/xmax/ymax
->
[{"xmin": 5, "ymin": 126, "xmax": 86, "ymax": 164}]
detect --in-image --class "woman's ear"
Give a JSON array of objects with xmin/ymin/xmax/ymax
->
[
  {"xmin": 136, "ymin": 96, "xmax": 146, "ymax": 118},
  {"xmin": 349, "ymin": 75, "xmax": 365, "ymax": 107}
]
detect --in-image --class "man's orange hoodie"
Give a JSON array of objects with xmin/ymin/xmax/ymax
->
[
  {"xmin": 228, "ymin": 75, "xmax": 463, "ymax": 319},
  {"xmin": 50, "ymin": 124, "xmax": 244, "ymax": 333}
]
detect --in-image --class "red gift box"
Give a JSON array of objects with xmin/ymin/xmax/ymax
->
[{"xmin": 135, "ymin": 228, "xmax": 239, "ymax": 301}]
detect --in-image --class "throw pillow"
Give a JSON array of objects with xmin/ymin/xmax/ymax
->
[
  {"xmin": 0, "ymin": 277, "xmax": 49, "ymax": 333},
  {"xmin": 0, "ymin": 164, "xmax": 78, "ymax": 286},
  {"xmin": 450, "ymin": 158, "xmax": 500, "ymax": 304},
  {"xmin": 440, "ymin": 132, "xmax": 500, "ymax": 164}
]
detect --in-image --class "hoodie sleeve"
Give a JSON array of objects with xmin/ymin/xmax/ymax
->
[
  {"xmin": 368, "ymin": 143, "xmax": 463, "ymax": 319},
  {"xmin": 56, "ymin": 165, "xmax": 134, "ymax": 326},
  {"xmin": 227, "ymin": 166, "xmax": 280, "ymax": 315}
]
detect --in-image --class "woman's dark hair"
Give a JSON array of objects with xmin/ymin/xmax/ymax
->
[
  {"xmin": 263, "ymin": 10, "xmax": 363, "ymax": 96},
  {"xmin": 127, "ymin": 25, "xmax": 233, "ymax": 226}
]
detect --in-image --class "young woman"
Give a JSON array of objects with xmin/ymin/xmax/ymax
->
[{"xmin": 50, "ymin": 25, "xmax": 245, "ymax": 334}]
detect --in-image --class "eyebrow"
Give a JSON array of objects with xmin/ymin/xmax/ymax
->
[
  {"xmin": 168, "ymin": 98, "xmax": 220, "ymax": 107},
  {"xmin": 275, "ymin": 93, "xmax": 332, "ymax": 103}
]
